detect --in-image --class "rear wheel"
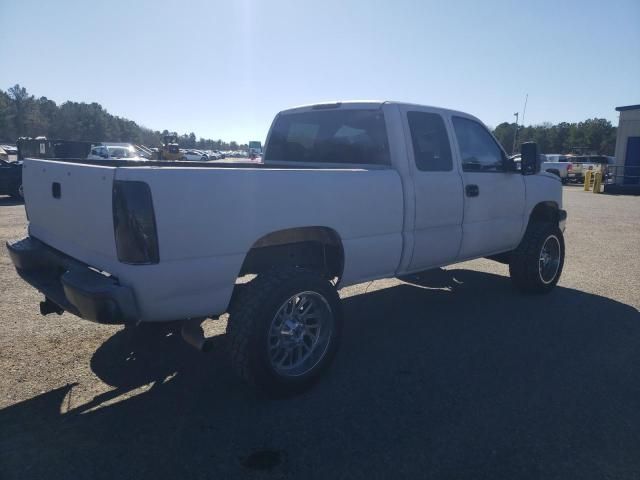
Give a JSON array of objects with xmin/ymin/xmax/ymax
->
[
  {"xmin": 509, "ymin": 222, "xmax": 564, "ymax": 293},
  {"xmin": 227, "ymin": 268, "xmax": 342, "ymax": 396}
]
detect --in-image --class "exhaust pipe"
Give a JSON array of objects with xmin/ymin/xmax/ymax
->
[
  {"xmin": 40, "ymin": 298, "xmax": 64, "ymax": 316},
  {"xmin": 181, "ymin": 318, "xmax": 213, "ymax": 352}
]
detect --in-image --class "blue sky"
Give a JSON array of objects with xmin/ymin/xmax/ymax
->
[{"xmin": 1, "ymin": 0, "xmax": 638, "ymax": 143}]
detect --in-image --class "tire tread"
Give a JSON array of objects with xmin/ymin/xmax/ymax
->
[
  {"xmin": 226, "ymin": 267, "xmax": 340, "ymax": 393},
  {"xmin": 509, "ymin": 222, "xmax": 564, "ymax": 293}
]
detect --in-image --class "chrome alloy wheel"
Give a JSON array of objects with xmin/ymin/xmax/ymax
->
[
  {"xmin": 539, "ymin": 235, "xmax": 561, "ymax": 284},
  {"xmin": 267, "ymin": 291, "xmax": 334, "ymax": 377}
]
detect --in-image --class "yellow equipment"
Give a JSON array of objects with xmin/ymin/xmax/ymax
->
[
  {"xmin": 593, "ymin": 172, "xmax": 602, "ymax": 193},
  {"xmin": 157, "ymin": 135, "xmax": 181, "ymax": 161},
  {"xmin": 584, "ymin": 170, "xmax": 593, "ymax": 191}
]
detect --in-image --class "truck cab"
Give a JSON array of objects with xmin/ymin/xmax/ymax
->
[{"xmin": 263, "ymin": 101, "xmax": 563, "ymax": 273}]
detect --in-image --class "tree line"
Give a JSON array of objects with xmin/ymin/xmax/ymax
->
[
  {"xmin": 0, "ymin": 85, "xmax": 247, "ymax": 150},
  {"xmin": 493, "ymin": 118, "xmax": 617, "ymax": 156},
  {"xmin": 0, "ymin": 84, "xmax": 618, "ymax": 155}
]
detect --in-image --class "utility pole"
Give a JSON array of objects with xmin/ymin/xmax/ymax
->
[{"xmin": 512, "ymin": 112, "xmax": 519, "ymax": 154}]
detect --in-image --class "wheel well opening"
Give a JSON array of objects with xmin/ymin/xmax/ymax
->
[
  {"xmin": 238, "ymin": 227, "xmax": 344, "ymax": 281},
  {"xmin": 529, "ymin": 201, "xmax": 559, "ymax": 225}
]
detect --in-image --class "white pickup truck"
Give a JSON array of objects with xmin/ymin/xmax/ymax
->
[
  {"xmin": 562, "ymin": 155, "xmax": 612, "ymax": 183},
  {"xmin": 7, "ymin": 101, "xmax": 567, "ymax": 395}
]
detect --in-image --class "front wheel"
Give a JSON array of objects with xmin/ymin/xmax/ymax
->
[
  {"xmin": 509, "ymin": 222, "xmax": 565, "ymax": 293},
  {"xmin": 227, "ymin": 268, "xmax": 342, "ymax": 396},
  {"xmin": 10, "ymin": 183, "xmax": 23, "ymax": 200}
]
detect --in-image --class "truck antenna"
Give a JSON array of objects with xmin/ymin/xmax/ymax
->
[{"xmin": 512, "ymin": 112, "xmax": 519, "ymax": 154}]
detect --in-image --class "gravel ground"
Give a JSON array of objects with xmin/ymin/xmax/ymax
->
[{"xmin": 1, "ymin": 187, "xmax": 639, "ymax": 479}]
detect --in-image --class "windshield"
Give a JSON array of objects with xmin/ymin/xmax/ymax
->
[{"xmin": 107, "ymin": 147, "xmax": 136, "ymax": 158}]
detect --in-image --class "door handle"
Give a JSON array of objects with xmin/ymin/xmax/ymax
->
[{"xmin": 465, "ymin": 184, "xmax": 479, "ymax": 197}]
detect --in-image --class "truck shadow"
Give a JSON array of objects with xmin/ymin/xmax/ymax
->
[
  {"xmin": 2, "ymin": 269, "xmax": 639, "ymax": 479},
  {"xmin": 0, "ymin": 196, "xmax": 23, "ymax": 206}
]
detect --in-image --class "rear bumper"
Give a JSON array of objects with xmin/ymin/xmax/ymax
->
[{"xmin": 6, "ymin": 236, "xmax": 138, "ymax": 325}]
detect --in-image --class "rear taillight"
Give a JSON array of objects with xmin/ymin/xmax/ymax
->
[
  {"xmin": 113, "ymin": 180, "xmax": 159, "ymax": 264},
  {"xmin": 567, "ymin": 163, "xmax": 573, "ymax": 171}
]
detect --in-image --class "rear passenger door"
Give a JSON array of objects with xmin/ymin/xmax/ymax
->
[
  {"xmin": 401, "ymin": 107, "xmax": 464, "ymax": 272},
  {"xmin": 451, "ymin": 116, "xmax": 525, "ymax": 259}
]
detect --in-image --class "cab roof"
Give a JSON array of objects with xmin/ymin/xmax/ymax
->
[{"xmin": 280, "ymin": 100, "xmax": 479, "ymax": 122}]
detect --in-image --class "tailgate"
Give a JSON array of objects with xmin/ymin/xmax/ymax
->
[{"xmin": 23, "ymin": 159, "xmax": 118, "ymax": 270}]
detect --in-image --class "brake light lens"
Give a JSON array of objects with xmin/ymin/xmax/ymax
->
[
  {"xmin": 567, "ymin": 163, "xmax": 573, "ymax": 171},
  {"xmin": 113, "ymin": 180, "xmax": 159, "ymax": 264}
]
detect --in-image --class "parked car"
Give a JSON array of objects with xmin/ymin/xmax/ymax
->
[
  {"xmin": 87, "ymin": 144, "xmax": 145, "ymax": 161},
  {"xmin": 205, "ymin": 150, "xmax": 223, "ymax": 160},
  {"xmin": 0, "ymin": 159, "xmax": 23, "ymax": 199},
  {"xmin": 0, "ymin": 144, "xmax": 19, "ymax": 162},
  {"xmin": 181, "ymin": 150, "xmax": 209, "ymax": 161},
  {"xmin": 7, "ymin": 101, "xmax": 566, "ymax": 395}
]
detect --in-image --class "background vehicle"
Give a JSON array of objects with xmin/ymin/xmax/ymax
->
[
  {"xmin": 17, "ymin": 138, "xmax": 94, "ymax": 160},
  {"xmin": 511, "ymin": 154, "xmax": 571, "ymax": 184},
  {"xmin": 133, "ymin": 144, "xmax": 155, "ymax": 159},
  {"xmin": 8, "ymin": 101, "xmax": 566, "ymax": 395},
  {"xmin": 87, "ymin": 144, "xmax": 145, "ymax": 160},
  {"xmin": 0, "ymin": 159, "xmax": 23, "ymax": 198},
  {"xmin": 181, "ymin": 149, "xmax": 208, "ymax": 161},
  {"xmin": 156, "ymin": 135, "xmax": 181, "ymax": 161},
  {"xmin": 0, "ymin": 144, "xmax": 19, "ymax": 162},
  {"xmin": 541, "ymin": 154, "xmax": 572, "ymax": 184},
  {"xmin": 562, "ymin": 155, "xmax": 610, "ymax": 183},
  {"xmin": 248, "ymin": 140, "xmax": 262, "ymax": 158}
]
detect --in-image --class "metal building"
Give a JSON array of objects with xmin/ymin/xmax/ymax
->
[{"xmin": 609, "ymin": 104, "xmax": 640, "ymax": 193}]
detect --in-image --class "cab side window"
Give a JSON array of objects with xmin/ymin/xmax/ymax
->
[
  {"xmin": 452, "ymin": 116, "xmax": 505, "ymax": 172},
  {"xmin": 407, "ymin": 111, "xmax": 452, "ymax": 171}
]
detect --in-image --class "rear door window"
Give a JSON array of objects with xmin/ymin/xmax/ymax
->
[
  {"xmin": 265, "ymin": 109, "xmax": 390, "ymax": 165},
  {"xmin": 407, "ymin": 111, "xmax": 452, "ymax": 171}
]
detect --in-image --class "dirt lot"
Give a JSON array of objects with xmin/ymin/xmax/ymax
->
[{"xmin": 1, "ymin": 187, "xmax": 639, "ymax": 480}]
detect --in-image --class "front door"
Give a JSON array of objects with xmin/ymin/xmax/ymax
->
[
  {"xmin": 450, "ymin": 116, "xmax": 525, "ymax": 260},
  {"xmin": 402, "ymin": 108, "xmax": 464, "ymax": 271}
]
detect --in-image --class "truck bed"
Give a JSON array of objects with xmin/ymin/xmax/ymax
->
[{"xmin": 21, "ymin": 157, "xmax": 404, "ymax": 322}]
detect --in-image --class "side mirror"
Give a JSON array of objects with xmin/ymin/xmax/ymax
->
[
  {"xmin": 520, "ymin": 142, "xmax": 539, "ymax": 175},
  {"xmin": 502, "ymin": 152, "xmax": 518, "ymax": 172}
]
